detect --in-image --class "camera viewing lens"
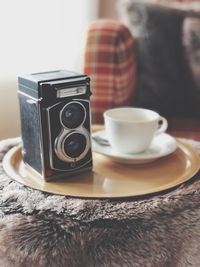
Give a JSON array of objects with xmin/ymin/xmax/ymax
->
[
  {"xmin": 63, "ymin": 132, "xmax": 87, "ymax": 158},
  {"xmin": 61, "ymin": 102, "xmax": 85, "ymax": 129}
]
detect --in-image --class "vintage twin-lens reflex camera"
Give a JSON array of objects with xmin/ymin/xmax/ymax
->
[{"xmin": 18, "ymin": 70, "xmax": 93, "ymax": 181}]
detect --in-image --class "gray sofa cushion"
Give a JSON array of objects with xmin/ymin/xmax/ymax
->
[{"xmin": 120, "ymin": 0, "xmax": 200, "ymax": 118}]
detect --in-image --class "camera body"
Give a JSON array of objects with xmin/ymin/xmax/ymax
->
[{"xmin": 18, "ymin": 70, "xmax": 93, "ymax": 181}]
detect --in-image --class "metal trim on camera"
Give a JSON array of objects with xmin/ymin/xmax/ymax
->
[{"xmin": 47, "ymin": 98, "xmax": 92, "ymax": 171}]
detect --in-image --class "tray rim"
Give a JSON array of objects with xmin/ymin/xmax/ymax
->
[{"xmin": 2, "ymin": 140, "xmax": 200, "ymax": 198}]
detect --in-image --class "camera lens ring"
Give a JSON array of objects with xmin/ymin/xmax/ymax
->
[
  {"xmin": 55, "ymin": 129, "xmax": 90, "ymax": 163},
  {"xmin": 60, "ymin": 101, "xmax": 86, "ymax": 130},
  {"xmin": 62, "ymin": 130, "xmax": 89, "ymax": 161}
]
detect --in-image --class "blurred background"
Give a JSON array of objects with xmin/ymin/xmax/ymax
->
[
  {"xmin": 1, "ymin": 0, "xmax": 199, "ymax": 139},
  {"xmin": 0, "ymin": 0, "xmax": 117, "ymax": 139}
]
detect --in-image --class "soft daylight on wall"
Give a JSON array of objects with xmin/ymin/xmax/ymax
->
[{"xmin": 0, "ymin": 0, "xmax": 98, "ymax": 138}]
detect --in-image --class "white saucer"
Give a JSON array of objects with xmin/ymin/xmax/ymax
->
[{"xmin": 92, "ymin": 130, "xmax": 177, "ymax": 164}]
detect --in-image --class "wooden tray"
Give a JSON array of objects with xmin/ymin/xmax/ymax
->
[{"xmin": 2, "ymin": 140, "xmax": 200, "ymax": 198}]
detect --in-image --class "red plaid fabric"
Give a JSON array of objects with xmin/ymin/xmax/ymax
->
[{"xmin": 84, "ymin": 19, "xmax": 136, "ymax": 122}]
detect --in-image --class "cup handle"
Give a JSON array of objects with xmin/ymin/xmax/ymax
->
[{"xmin": 156, "ymin": 116, "xmax": 168, "ymax": 135}]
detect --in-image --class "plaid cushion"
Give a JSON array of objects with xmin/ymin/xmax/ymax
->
[{"xmin": 84, "ymin": 19, "xmax": 136, "ymax": 121}]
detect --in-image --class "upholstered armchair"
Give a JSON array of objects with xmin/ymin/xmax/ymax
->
[{"xmin": 84, "ymin": 0, "xmax": 200, "ymax": 135}]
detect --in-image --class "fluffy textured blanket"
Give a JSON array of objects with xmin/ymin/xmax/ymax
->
[{"xmin": 0, "ymin": 138, "xmax": 200, "ymax": 267}]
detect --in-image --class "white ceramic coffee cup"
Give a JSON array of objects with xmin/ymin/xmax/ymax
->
[{"xmin": 103, "ymin": 107, "xmax": 168, "ymax": 154}]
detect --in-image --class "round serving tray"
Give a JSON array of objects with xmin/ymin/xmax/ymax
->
[{"xmin": 2, "ymin": 140, "xmax": 200, "ymax": 198}]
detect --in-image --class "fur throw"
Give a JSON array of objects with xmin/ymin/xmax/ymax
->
[{"xmin": 0, "ymin": 138, "xmax": 200, "ymax": 267}]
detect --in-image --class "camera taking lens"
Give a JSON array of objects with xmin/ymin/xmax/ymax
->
[
  {"xmin": 55, "ymin": 129, "xmax": 90, "ymax": 163},
  {"xmin": 63, "ymin": 132, "xmax": 87, "ymax": 158}
]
